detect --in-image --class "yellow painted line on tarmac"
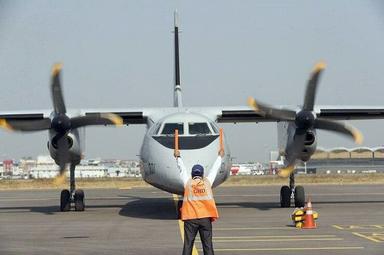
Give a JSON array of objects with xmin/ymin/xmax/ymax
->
[
  {"xmin": 118, "ymin": 187, "xmax": 132, "ymax": 190},
  {"xmin": 173, "ymin": 194, "xmax": 198, "ymax": 255},
  {"xmin": 352, "ymin": 232, "xmax": 382, "ymax": 243},
  {"xmin": 197, "ymin": 238, "xmax": 343, "ymax": 243},
  {"xmin": 332, "ymin": 224, "xmax": 384, "ymax": 230},
  {"xmin": 202, "ymin": 246, "xmax": 365, "ymax": 252},
  {"xmin": 332, "ymin": 225, "xmax": 344, "ymax": 230}
]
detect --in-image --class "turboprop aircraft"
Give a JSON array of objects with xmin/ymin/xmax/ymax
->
[{"xmin": 1, "ymin": 11, "xmax": 384, "ymax": 211}]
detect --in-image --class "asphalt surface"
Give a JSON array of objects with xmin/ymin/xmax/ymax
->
[{"xmin": 0, "ymin": 184, "xmax": 384, "ymax": 255}]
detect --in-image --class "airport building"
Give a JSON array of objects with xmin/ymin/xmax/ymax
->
[
  {"xmin": 0, "ymin": 155, "xmax": 141, "ymax": 179},
  {"xmin": 301, "ymin": 146, "xmax": 384, "ymax": 174}
]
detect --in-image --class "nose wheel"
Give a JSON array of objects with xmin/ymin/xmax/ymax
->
[
  {"xmin": 74, "ymin": 189, "xmax": 85, "ymax": 211},
  {"xmin": 280, "ymin": 173, "xmax": 305, "ymax": 208},
  {"xmin": 60, "ymin": 189, "xmax": 85, "ymax": 211},
  {"xmin": 60, "ymin": 189, "xmax": 71, "ymax": 211},
  {"xmin": 294, "ymin": 185, "xmax": 305, "ymax": 207}
]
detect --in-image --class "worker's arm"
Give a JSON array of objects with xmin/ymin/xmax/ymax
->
[
  {"xmin": 206, "ymin": 150, "xmax": 224, "ymax": 185},
  {"xmin": 177, "ymin": 157, "xmax": 189, "ymax": 186}
]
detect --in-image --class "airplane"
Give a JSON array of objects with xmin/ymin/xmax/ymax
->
[{"xmin": 1, "ymin": 11, "xmax": 384, "ymax": 211}]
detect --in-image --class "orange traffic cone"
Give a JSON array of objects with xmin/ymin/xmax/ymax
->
[{"xmin": 302, "ymin": 197, "xmax": 317, "ymax": 229}]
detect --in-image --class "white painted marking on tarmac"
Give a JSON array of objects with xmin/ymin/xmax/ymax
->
[
  {"xmin": 215, "ymin": 227, "xmax": 293, "ymax": 231},
  {"xmin": 0, "ymin": 198, "xmax": 57, "ymax": 201},
  {"xmin": 0, "ymin": 196, "xmax": 131, "ymax": 202},
  {"xmin": 210, "ymin": 235, "xmax": 337, "ymax": 239},
  {"xmin": 197, "ymin": 238, "xmax": 343, "ymax": 242},
  {"xmin": 205, "ymin": 246, "xmax": 365, "ymax": 252},
  {"xmin": 215, "ymin": 192, "xmax": 384, "ymax": 197}
]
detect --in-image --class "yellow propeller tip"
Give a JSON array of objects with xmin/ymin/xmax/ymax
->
[
  {"xmin": 278, "ymin": 165, "xmax": 295, "ymax": 178},
  {"xmin": 247, "ymin": 97, "xmax": 259, "ymax": 111},
  {"xmin": 313, "ymin": 61, "xmax": 326, "ymax": 73},
  {"xmin": 102, "ymin": 113, "xmax": 124, "ymax": 126},
  {"xmin": 353, "ymin": 129, "xmax": 364, "ymax": 145},
  {"xmin": 52, "ymin": 63, "xmax": 63, "ymax": 76},
  {"xmin": 0, "ymin": 119, "xmax": 13, "ymax": 131}
]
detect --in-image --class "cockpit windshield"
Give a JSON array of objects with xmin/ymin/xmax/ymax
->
[
  {"xmin": 189, "ymin": 122, "xmax": 211, "ymax": 135},
  {"xmin": 161, "ymin": 123, "xmax": 184, "ymax": 135}
]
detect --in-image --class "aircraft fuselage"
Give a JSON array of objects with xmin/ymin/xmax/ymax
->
[{"xmin": 139, "ymin": 111, "xmax": 231, "ymax": 194}]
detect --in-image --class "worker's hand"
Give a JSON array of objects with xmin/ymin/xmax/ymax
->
[
  {"xmin": 218, "ymin": 148, "xmax": 225, "ymax": 158},
  {"xmin": 174, "ymin": 150, "xmax": 180, "ymax": 158}
]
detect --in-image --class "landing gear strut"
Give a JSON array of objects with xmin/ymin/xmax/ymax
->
[
  {"xmin": 280, "ymin": 172, "xmax": 305, "ymax": 208},
  {"xmin": 60, "ymin": 163, "xmax": 85, "ymax": 212}
]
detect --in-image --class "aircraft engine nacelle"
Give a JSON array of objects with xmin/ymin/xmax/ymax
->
[
  {"xmin": 300, "ymin": 130, "xmax": 317, "ymax": 162},
  {"xmin": 47, "ymin": 132, "xmax": 81, "ymax": 164}
]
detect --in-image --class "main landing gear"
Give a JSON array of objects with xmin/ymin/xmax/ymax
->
[
  {"xmin": 60, "ymin": 163, "xmax": 85, "ymax": 212},
  {"xmin": 280, "ymin": 172, "xmax": 305, "ymax": 208}
]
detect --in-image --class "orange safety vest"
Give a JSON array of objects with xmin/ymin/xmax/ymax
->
[{"xmin": 181, "ymin": 177, "xmax": 219, "ymax": 221}]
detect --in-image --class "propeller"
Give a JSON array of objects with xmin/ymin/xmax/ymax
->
[
  {"xmin": 0, "ymin": 63, "xmax": 123, "ymax": 175},
  {"xmin": 248, "ymin": 61, "xmax": 363, "ymax": 178}
]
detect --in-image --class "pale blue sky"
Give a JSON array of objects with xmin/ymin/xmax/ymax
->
[{"xmin": 0, "ymin": 1, "xmax": 384, "ymax": 162}]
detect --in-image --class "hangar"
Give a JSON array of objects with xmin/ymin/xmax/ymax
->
[{"xmin": 304, "ymin": 146, "xmax": 384, "ymax": 173}]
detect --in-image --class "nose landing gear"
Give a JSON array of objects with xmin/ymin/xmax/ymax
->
[
  {"xmin": 280, "ymin": 172, "xmax": 305, "ymax": 208},
  {"xmin": 59, "ymin": 163, "xmax": 85, "ymax": 212}
]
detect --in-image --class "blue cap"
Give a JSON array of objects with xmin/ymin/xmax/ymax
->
[{"xmin": 191, "ymin": 164, "xmax": 204, "ymax": 177}]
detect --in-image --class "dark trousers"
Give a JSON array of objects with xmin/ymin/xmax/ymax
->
[{"xmin": 182, "ymin": 217, "xmax": 214, "ymax": 255}]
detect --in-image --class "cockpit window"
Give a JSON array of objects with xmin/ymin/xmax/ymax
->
[
  {"xmin": 189, "ymin": 122, "xmax": 211, "ymax": 135},
  {"xmin": 161, "ymin": 123, "xmax": 184, "ymax": 135}
]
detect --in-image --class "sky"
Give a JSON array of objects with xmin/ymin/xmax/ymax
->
[{"xmin": 0, "ymin": 0, "xmax": 384, "ymax": 162}]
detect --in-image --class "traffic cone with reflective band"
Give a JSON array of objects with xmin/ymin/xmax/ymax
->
[{"xmin": 302, "ymin": 197, "xmax": 317, "ymax": 229}]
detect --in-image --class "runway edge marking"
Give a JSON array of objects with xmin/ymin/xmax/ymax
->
[{"xmin": 173, "ymin": 194, "xmax": 199, "ymax": 255}]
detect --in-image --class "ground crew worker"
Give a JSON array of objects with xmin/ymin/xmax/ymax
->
[{"xmin": 175, "ymin": 149, "xmax": 224, "ymax": 255}]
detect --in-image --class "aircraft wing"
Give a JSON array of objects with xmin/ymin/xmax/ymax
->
[
  {"xmin": 83, "ymin": 105, "xmax": 384, "ymax": 124},
  {"xmin": 83, "ymin": 106, "xmax": 273, "ymax": 124},
  {"xmin": 0, "ymin": 110, "xmax": 52, "ymax": 131},
  {"xmin": 314, "ymin": 106, "xmax": 384, "ymax": 120},
  {"xmin": 84, "ymin": 109, "xmax": 147, "ymax": 125},
  {"xmin": 188, "ymin": 106, "xmax": 384, "ymax": 123},
  {"xmin": 0, "ymin": 109, "xmax": 151, "ymax": 127},
  {"xmin": 2, "ymin": 105, "xmax": 384, "ymax": 128},
  {"xmin": 0, "ymin": 110, "xmax": 51, "ymax": 120}
]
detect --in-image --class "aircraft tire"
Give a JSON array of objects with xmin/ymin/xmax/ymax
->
[
  {"xmin": 294, "ymin": 186, "xmax": 305, "ymax": 208},
  {"xmin": 280, "ymin": 185, "xmax": 291, "ymax": 208},
  {"xmin": 60, "ymin": 189, "xmax": 71, "ymax": 212},
  {"xmin": 74, "ymin": 189, "xmax": 85, "ymax": 211}
]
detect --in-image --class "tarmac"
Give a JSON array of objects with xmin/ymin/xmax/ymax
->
[{"xmin": 0, "ymin": 184, "xmax": 384, "ymax": 255}]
